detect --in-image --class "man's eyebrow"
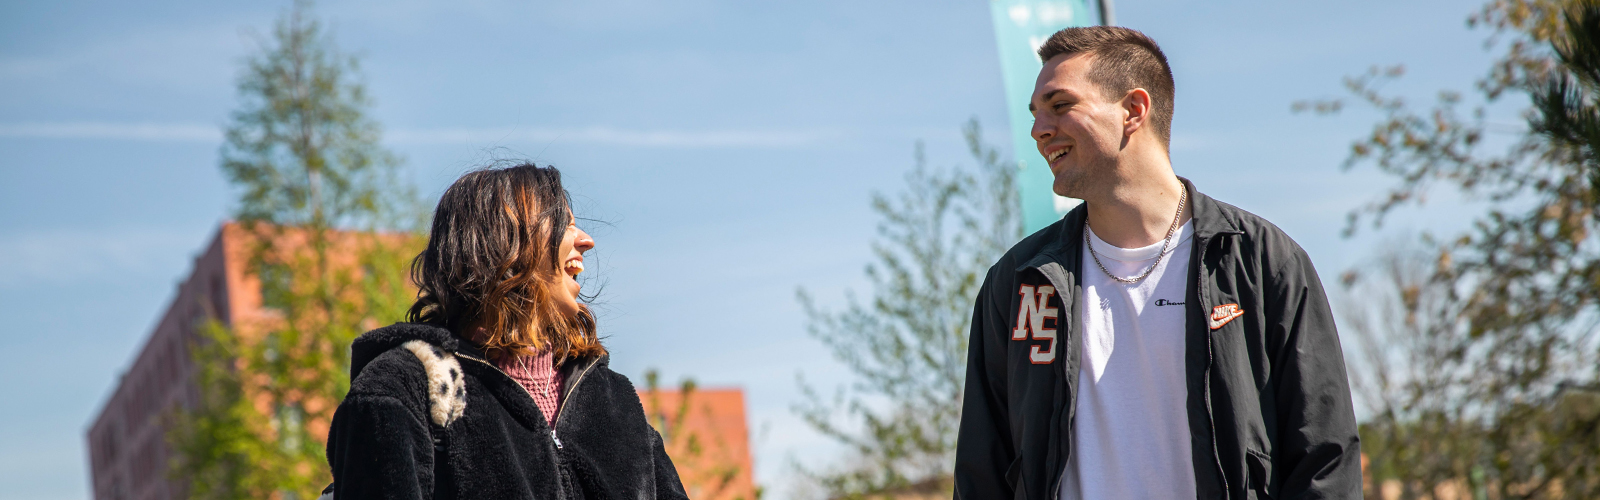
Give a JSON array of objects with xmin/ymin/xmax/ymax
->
[{"xmin": 1029, "ymin": 89, "xmax": 1066, "ymax": 113}]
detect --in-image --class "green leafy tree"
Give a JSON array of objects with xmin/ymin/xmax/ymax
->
[
  {"xmin": 1303, "ymin": 0, "xmax": 1600, "ymax": 497},
  {"xmin": 170, "ymin": 1, "xmax": 421, "ymax": 498},
  {"xmin": 793, "ymin": 120, "xmax": 1020, "ymax": 499}
]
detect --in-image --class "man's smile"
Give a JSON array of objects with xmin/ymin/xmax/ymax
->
[{"xmin": 1046, "ymin": 145, "xmax": 1073, "ymax": 170}]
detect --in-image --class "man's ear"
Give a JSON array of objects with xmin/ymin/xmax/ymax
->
[{"xmin": 1122, "ymin": 88, "xmax": 1152, "ymax": 138}]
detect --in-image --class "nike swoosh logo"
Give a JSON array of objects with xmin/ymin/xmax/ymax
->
[{"xmin": 1209, "ymin": 303, "xmax": 1244, "ymax": 330}]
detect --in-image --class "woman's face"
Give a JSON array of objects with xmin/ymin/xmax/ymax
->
[{"xmin": 552, "ymin": 219, "xmax": 594, "ymax": 318}]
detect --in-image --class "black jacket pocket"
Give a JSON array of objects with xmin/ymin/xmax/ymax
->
[{"xmin": 1004, "ymin": 457, "xmax": 1022, "ymax": 489}]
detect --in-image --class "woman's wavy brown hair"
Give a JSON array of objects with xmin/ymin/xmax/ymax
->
[{"xmin": 406, "ymin": 163, "xmax": 604, "ymax": 361}]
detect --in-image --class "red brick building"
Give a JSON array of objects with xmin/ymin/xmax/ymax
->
[
  {"xmin": 639, "ymin": 388, "xmax": 758, "ymax": 500},
  {"xmin": 87, "ymin": 223, "xmax": 755, "ymax": 499},
  {"xmin": 86, "ymin": 223, "xmax": 252, "ymax": 500}
]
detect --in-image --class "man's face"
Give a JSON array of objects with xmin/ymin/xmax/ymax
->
[{"xmin": 1029, "ymin": 53, "xmax": 1127, "ymax": 199}]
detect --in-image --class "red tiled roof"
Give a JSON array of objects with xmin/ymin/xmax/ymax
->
[{"xmin": 638, "ymin": 388, "xmax": 757, "ymax": 500}]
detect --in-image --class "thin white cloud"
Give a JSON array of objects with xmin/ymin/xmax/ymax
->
[
  {"xmin": 0, "ymin": 227, "xmax": 204, "ymax": 288},
  {"xmin": 0, "ymin": 122, "xmax": 830, "ymax": 148},
  {"xmin": 0, "ymin": 22, "xmax": 246, "ymax": 92},
  {"xmin": 0, "ymin": 122, "xmax": 222, "ymax": 141},
  {"xmin": 387, "ymin": 126, "xmax": 827, "ymax": 148}
]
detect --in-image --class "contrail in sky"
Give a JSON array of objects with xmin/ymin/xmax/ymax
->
[{"xmin": 0, "ymin": 122, "xmax": 829, "ymax": 148}]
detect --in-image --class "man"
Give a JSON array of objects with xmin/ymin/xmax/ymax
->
[{"xmin": 953, "ymin": 26, "xmax": 1360, "ymax": 499}]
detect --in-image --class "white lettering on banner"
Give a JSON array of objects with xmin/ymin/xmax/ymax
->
[{"xmin": 1014, "ymin": 284, "xmax": 1060, "ymax": 364}]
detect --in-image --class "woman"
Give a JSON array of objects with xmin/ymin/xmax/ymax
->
[{"xmin": 325, "ymin": 163, "xmax": 688, "ymax": 499}]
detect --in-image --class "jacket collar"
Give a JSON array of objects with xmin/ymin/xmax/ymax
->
[
  {"xmin": 349, "ymin": 322, "xmax": 461, "ymax": 380},
  {"xmin": 1019, "ymin": 205, "xmax": 1084, "ymax": 273},
  {"xmin": 1181, "ymin": 177, "xmax": 1243, "ymax": 241},
  {"xmin": 448, "ymin": 332, "xmax": 608, "ymax": 431},
  {"xmin": 451, "ymin": 336, "xmax": 608, "ymax": 373},
  {"xmin": 1017, "ymin": 176, "xmax": 1238, "ymax": 272}
]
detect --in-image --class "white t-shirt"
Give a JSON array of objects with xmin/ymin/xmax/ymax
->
[{"xmin": 1059, "ymin": 220, "xmax": 1197, "ymax": 500}]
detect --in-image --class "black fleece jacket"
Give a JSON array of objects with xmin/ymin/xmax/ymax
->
[
  {"xmin": 325, "ymin": 323, "xmax": 689, "ymax": 500},
  {"xmin": 954, "ymin": 179, "xmax": 1361, "ymax": 499}
]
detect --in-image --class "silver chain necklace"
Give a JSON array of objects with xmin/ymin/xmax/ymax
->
[{"xmin": 1085, "ymin": 188, "xmax": 1187, "ymax": 285}]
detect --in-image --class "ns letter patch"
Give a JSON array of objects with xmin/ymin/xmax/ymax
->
[{"xmin": 1014, "ymin": 284, "xmax": 1059, "ymax": 364}]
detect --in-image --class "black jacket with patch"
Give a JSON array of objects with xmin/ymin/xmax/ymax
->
[
  {"xmin": 954, "ymin": 179, "xmax": 1361, "ymax": 500},
  {"xmin": 325, "ymin": 323, "xmax": 689, "ymax": 500}
]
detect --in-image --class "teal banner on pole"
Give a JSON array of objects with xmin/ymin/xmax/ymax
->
[{"xmin": 990, "ymin": 0, "xmax": 1093, "ymax": 233}]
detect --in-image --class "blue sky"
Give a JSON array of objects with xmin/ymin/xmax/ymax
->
[{"xmin": 1, "ymin": 0, "xmax": 1507, "ymax": 498}]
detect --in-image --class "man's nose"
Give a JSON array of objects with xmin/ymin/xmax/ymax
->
[{"xmin": 1031, "ymin": 117, "xmax": 1053, "ymax": 143}]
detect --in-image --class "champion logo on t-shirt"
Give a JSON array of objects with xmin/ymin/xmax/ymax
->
[{"xmin": 1153, "ymin": 298, "xmax": 1184, "ymax": 306}]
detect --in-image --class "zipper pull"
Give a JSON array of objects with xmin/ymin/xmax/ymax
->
[{"xmin": 551, "ymin": 429, "xmax": 563, "ymax": 449}]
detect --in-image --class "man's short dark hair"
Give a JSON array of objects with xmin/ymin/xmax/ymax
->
[{"xmin": 1037, "ymin": 26, "xmax": 1175, "ymax": 147}]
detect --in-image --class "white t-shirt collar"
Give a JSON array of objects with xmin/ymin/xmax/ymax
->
[{"xmin": 1085, "ymin": 220, "xmax": 1195, "ymax": 263}]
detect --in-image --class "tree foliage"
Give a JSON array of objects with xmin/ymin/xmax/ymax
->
[
  {"xmin": 1304, "ymin": 0, "xmax": 1600, "ymax": 497},
  {"xmin": 220, "ymin": 0, "xmax": 409, "ymax": 231},
  {"xmin": 792, "ymin": 120, "xmax": 1020, "ymax": 499},
  {"xmin": 1531, "ymin": 2, "xmax": 1600, "ymax": 177},
  {"xmin": 170, "ymin": 2, "xmax": 421, "ymax": 498}
]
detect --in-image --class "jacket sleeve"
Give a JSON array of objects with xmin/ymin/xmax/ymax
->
[
  {"xmin": 1269, "ymin": 248, "xmax": 1362, "ymax": 499},
  {"xmin": 326, "ymin": 394, "xmax": 435, "ymax": 500},
  {"xmin": 953, "ymin": 266, "xmax": 1015, "ymax": 499},
  {"xmin": 647, "ymin": 427, "xmax": 690, "ymax": 500}
]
